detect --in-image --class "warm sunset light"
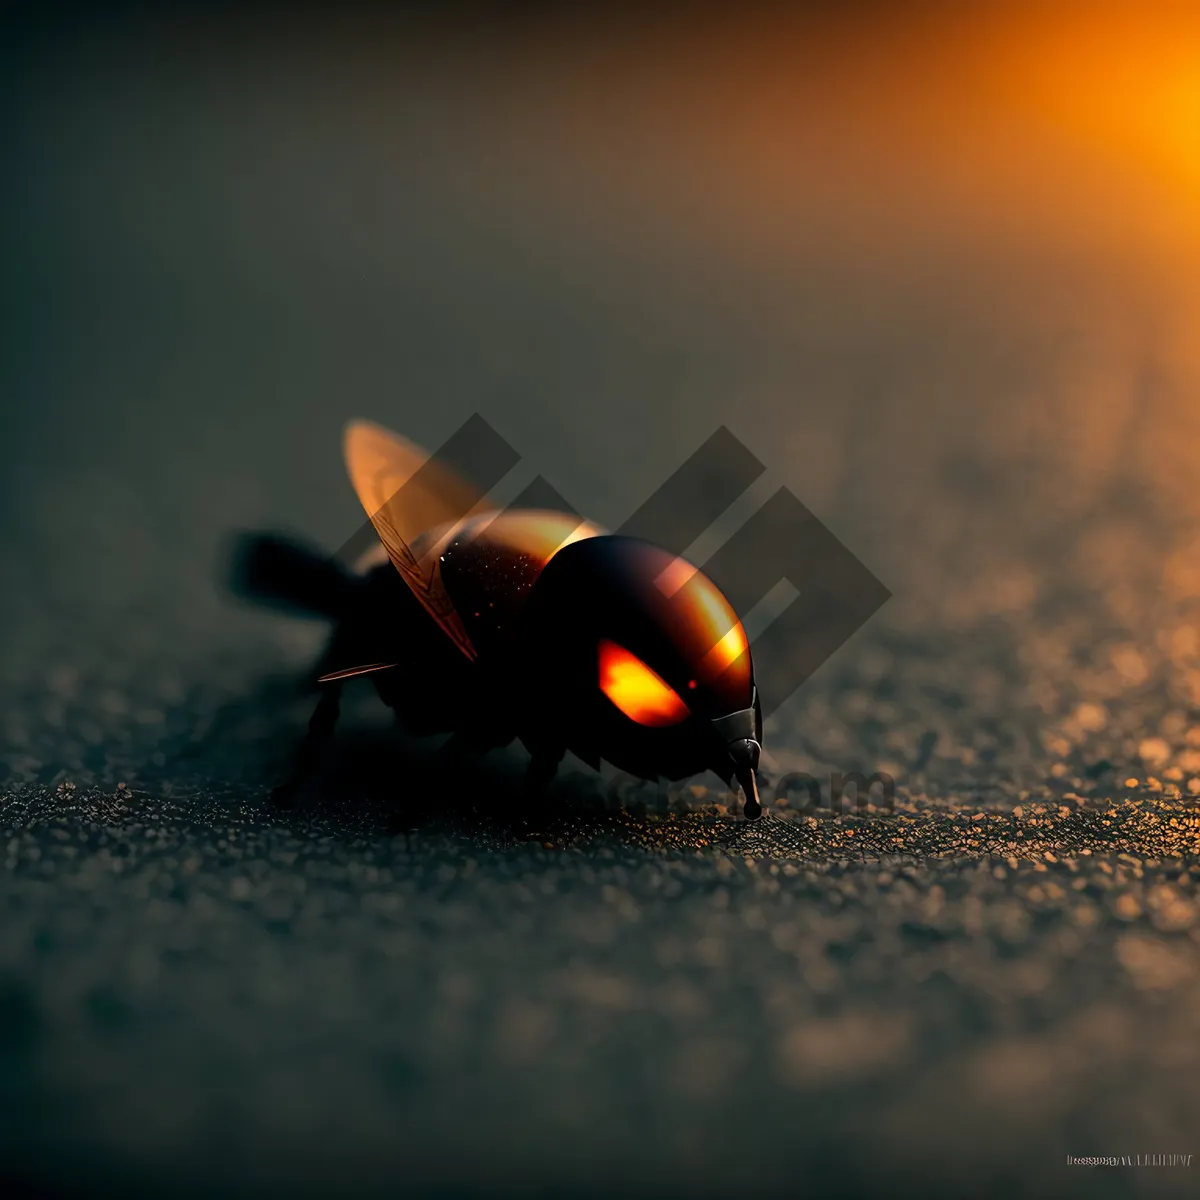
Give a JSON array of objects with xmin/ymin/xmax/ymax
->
[
  {"xmin": 598, "ymin": 639, "xmax": 690, "ymax": 726},
  {"xmin": 972, "ymin": 7, "xmax": 1200, "ymax": 209}
]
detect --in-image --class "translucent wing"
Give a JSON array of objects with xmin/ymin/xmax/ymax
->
[
  {"xmin": 343, "ymin": 419, "xmax": 488, "ymax": 661},
  {"xmin": 317, "ymin": 662, "xmax": 399, "ymax": 683}
]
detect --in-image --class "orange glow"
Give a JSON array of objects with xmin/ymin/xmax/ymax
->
[
  {"xmin": 688, "ymin": 579, "xmax": 749, "ymax": 679},
  {"xmin": 961, "ymin": 8, "xmax": 1200, "ymax": 215},
  {"xmin": 598, "ymin": 640, "xmax": 690, "ymax": 726},
  {"xmin": 654, "ymin": 555, "xmax": 750, "ymax": 681},
  {"xmin": 654, "ymin": 555, "xmax": 699, "ymax": 597},
  {"xmin": 463, "ymin": 509, "xmax": 603, "ymax": 564},
  {"xmin": 699, "ymin": 620, "xmax": 749, "ymax": 680},
  {"xmin": 402, "ymin": 4, "xmax": 1200, "ymax": 259},
  {"xmin": 670, "ymin": 572, "xmax": 749, "ymax": 684}
]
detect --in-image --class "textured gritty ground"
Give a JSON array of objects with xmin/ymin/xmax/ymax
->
[
  {"xmin": 5, "ymin": 9, "xmax": 1200, "ymax": 1198},
  {"xmin": 4, "ymin": 606, "xmax": 1200, "ymax": 1200}
]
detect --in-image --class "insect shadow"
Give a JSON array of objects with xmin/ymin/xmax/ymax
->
[{"xmin": 172, "ymin": 671, "xmax": 647, "ymax": 842}]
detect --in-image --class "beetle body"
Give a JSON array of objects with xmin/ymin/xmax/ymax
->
[{"xmin": 231, "ymin": 421, "xmax": 764, "ymax": 818}]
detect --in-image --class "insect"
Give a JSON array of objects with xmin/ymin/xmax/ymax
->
[{"xmin": 231, "ymin": 419, "xmax": 764, "ymax": 819}]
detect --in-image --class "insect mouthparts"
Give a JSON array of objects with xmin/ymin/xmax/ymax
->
[{"xmin": 726, "ymin": 737, "xmax": 762, "ymax": 820}]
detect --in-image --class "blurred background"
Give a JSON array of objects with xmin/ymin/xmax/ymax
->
[
  {"xmin": 3, "ymin": 1, "xmax": 1200, "ymax": 1196},
  {"xmin": 4, "ymin": 0, "xmax": 1200, "ymax": 758},
  {"xmin": 4, "ymin": 0, "xmax": 1195, "ymax": 667}
]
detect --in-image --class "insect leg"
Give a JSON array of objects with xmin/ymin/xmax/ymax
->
[{"xmin": 270, "ymin": 681, "xmax": 344, "ymax": 808}]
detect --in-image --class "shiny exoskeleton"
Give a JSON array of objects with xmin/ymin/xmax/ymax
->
[{"xmin": 230, "ymin": 420, "xmax": 764, "ymax": 818}]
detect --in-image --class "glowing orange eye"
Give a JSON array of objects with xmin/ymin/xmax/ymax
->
[{"xmin": 598, "ymin": 640, "xmax": 689, "ymax": 727}]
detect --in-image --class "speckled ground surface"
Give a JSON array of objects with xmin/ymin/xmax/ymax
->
[
  {"xmin": 4, "ymin": 596, "xmax": 1200, "ymax": 1199},
  {"xmin": 5, "ymin": 7, "xmax": 1200, "ymax": 1198}
]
